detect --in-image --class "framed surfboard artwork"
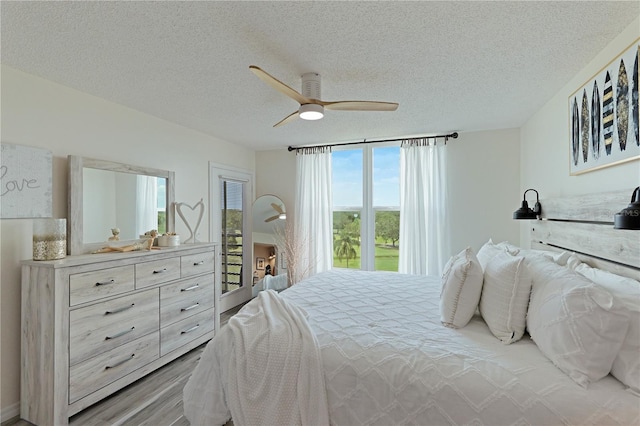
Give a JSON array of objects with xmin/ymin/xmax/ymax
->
[{"xmin": 568, "ymin": 38, "xmax": 640, "ymax": 175}]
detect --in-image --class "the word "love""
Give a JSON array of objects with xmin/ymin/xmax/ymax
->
[{"xmin": 0, "ymin": 165, "xmax": 41, "ymax": 196}]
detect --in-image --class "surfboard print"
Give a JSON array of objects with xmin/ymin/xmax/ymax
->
[
  {"xmin": 603, "ymin": 71, "xmax": 614, "ymax": 155},
  {"xmin": 572, "ymin": 98, "xmax": 579, "ymax": 166},
  {"xmin": 581, "ymin": 90, "xmax": 589, "ymax": 163},
  {"xmin": 616, "ymin": 59, "xmax": 629, "ymax": 151},
  {"xmin": 632, "ymin": 48, "xmax": 639, "ymax": 147},
  {"xmin": 591, "ymin": 81, "xmax": 601, "ymax": 160}
]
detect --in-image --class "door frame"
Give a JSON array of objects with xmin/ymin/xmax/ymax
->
[{"xmin": 209, "ymin": 162, "xmax": 254, "ymax": 328}]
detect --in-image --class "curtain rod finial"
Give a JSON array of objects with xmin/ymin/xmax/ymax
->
[{"xmin": 288, "ymin": 146, "xmax": 294, "ymax": 152}]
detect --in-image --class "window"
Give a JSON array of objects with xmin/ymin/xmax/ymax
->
[
  {"xmin": 332, "ymin": 145, "xmax": 400, "ymax": 271},
  {"xmin": 220, "ymin": 179, "xmax": 245, "ymax": 294},
  {"xmin": 157, "ymin": 177, "xmax": 166, "ymax": 234}
]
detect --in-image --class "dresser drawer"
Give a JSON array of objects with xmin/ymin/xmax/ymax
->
[
  {"xmin": 69, "ymin": 331, "xmax": 159, "ymax": 404},
  {"xmin": 135, "ymin": 257, "xmax": 181, "ymax": 289},
  {"xmin": 69, "ymin": 265, "xmax": 135, "ymax": 306},
  {"xmin": 160, "ymin": 308, "xmax": 214, "ymax": 357},
  {"xmin": 160, "ymin": 275, "xmax": 214, "ymax": 328},
  {"xmin": 181, "ymin": 252, "xmax": 215, "ymax": 277},
  {"xmin": 69, "ymin": 289, "xmax": 159, "ymax": 366}
]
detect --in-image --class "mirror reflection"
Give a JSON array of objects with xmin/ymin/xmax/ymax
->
[
  {"xmin": 252, "ymin": 194, "xmax": 288, "ymax": 297},
  {"xmin": 82, "ymin": 168, "xmax": 167, "ymax": 243}
]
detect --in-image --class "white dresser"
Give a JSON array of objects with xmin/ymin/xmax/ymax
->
[{"xmin": 20, "ymin": 243, "xmax": 217, "ymax": 426}]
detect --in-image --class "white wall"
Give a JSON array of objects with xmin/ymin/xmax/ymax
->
[
  {"xmin": 447, "ymin": 129, "xmax": 521, "ymax": 256},
  {"xmin": 0, "ymin": 65, "xmax": 255, "ymax": 418},
  {"xmin": 255, "ymin": 149, "xmax": 296, "ymax": 224},
  {"xmin": 520, "ymin": 17, "xmax": 640, "ymax": 245}
]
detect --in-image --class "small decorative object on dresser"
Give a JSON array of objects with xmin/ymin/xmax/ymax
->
[
  {"xmin": 108, "ymin": 227, "xmax": 120, "ymax": 241},
  {"xmin": 175, "ymin": 198, "xmax": 205, "ymax": 244},
  {"xmin": 32, "ymin": 218, "xmax": 66, "ymax": 260},
  {"xmin": 21, "ymin": 243, "xmax": 217, "ymax": 426},
  {"xmin": 158, "ymin": 232, "xmax": 181, "ymax": 247}
]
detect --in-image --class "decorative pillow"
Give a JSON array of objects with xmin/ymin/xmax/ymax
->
[
  {"xmin": 476, "ymin": 239, "xmax": 513, "ymax": 271},
  {"xmin": 440, "ymin": 247, "xmax": 484, "ymax": 329},
  {"xmin": 499, "ymin": 241, "xmax": 571, "ymax": 266},
  {"xmin": 479, "ymin": 251, "xmax": 532, "ymax": 344},
  {"xmin": 526, "ymin": 256, "xmax": 630, "ymax": 388},
  {"xmin": 565, "ymin": 253, "xmax": 583, "ymax": 270},
  {"xmin": 573, "ymin": 263, "xmax": 640, "ymax": 393}
]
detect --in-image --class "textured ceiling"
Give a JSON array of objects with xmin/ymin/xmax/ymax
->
[{"xmin": 2, "ymin": 1, "xmax": 639, "ymax": 151}]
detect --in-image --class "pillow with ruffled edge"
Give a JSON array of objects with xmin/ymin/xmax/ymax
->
[
  {"xmin": 499, "ymin": 241, "xmax": 570, "ymax": 266},
  {"xmin": 526, "ymin": 255, "xmax": 630, "ymax": 388},
  {"xmin": 440, "ymin": 247, "xmax": 484, "ymax": 329},
  {"xmin": 573, "ymin": 262, "xmax": 640, "ymax": 394},
  {"xmin": 476, "ymin": 239, "xmax": 512, "ymax": 271},
  {"xmin": 479, "ymin": 251, "xmax": 532, "ymax": 344}
]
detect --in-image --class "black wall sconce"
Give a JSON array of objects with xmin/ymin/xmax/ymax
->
[
  {"xmin": 513, "ymin": 189, "xmax": 541, "ymax": 220},
  {"xmin": 614, "ymin": 187, "xmax": 640, "ymax": 230}
]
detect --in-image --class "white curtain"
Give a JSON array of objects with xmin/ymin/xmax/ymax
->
[
  {"xmin": 399, "ymin": 138, "xmax": 449, "ymax": 275},
  {"xmin": 136, "ymin": 175, "xmax": 158, "ymax": 236},
  {"xmin": 295, "ymin": 147, "xmax": 333, "ymax": 280}
]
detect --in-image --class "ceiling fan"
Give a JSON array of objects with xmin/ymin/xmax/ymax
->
[
  {"xmin": 265, "ymin": 203, "xmax": 286, "ymax": 222},
  {"xmin": 250, "ymin": 65, "xmax": 399, "ymax": 127}
]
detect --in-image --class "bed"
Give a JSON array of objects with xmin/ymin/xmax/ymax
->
[{"xmin": 184, "ymin": 190, "xmax": 640, "ymax": 425}]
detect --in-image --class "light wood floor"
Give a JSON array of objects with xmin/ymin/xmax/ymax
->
[{"xmin": 4, "ymin": 304, "xmax": 246, "ymax": 426}]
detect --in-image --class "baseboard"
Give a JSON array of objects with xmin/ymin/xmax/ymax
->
[{"xmin": 0, "ymin": 402, "xmax": 20, "ymax": 424}]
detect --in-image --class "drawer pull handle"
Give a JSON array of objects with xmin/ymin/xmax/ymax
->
[
  {"xmin": 105, "ymin": 303, "xmax": 135, "ymax": 315},
  {"xmin": 193, "ymin": 261, "xmax": 204, "ymax": 266},
  {"xmin": 181, "ymin": 303, "xmax": 200, "ymax": 312},
  {"xmin": 153, "ymin": 268, "xmax": 167, "ymax": 274},
  {"xmin": 95, "ymin": 279, "xmax": 115, "ymax": 286},
  {"xmin": 181, "ymin": 284, "xmax": 200, "ymax": 292},
  {"xmin": 105, "ymin": 326, "xmax": 135, "ymax": 340},
  {"xmin": 181, "ymin": 324, "xmax": 200, "ymax": 334},
  {"xmin": 105, "ymin": 354, "xmax": 135, "ymax": 370}
]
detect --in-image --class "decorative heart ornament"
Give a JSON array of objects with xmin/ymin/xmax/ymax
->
[{"xmin": 175, "ymin": 198, "xmax": 205, "ymax": 243}]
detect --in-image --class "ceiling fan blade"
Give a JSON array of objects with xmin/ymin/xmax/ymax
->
[
  {"xmin": 273, "ymin": 111, "xmax": 299, "ymax": 127},
  {"xmin": 265, "ymin": 214, "xmax": 279, "ymax": 223},
  {"xmin": 250, "ymin": 66, "xmax": 310, "ymax": 105},
  {"xmin": 271, "ymin": 203, "xmax": 284, "ymax": 214},
  {"xmin": 322, "ymin": 101, "xmax": 399, "ymax": 111}
]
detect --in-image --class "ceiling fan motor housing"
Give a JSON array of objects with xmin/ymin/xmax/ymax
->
[{"xmin": 301, "ymin": 72, "xmax": 321, "ymax": 99}]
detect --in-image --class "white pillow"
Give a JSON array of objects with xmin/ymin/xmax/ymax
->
[
  {"xmin": 573, "ymin": 263, "xmax": 640, "ymax": 393},
  {"xmin": 499, "ymin": 241, "xmax": 570, "ymax": 266},
  {"xmin": 440, "ymin": 247, "xmax": 484, "ymax": 329},
  {"xmin": 476, "ymin": 239, "xmax": 510, "ymax": 271},
  {"xmin": 526, "ymin": 256, "xmax": 630, "ymax": 388},
  {"xmin": 479, "ymin": 251, "xmax": 532, "ymax": 344}
]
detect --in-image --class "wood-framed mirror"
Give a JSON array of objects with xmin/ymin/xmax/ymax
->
[{"xmin": 68, "ymin": 155, "xmax": 175, "ymax": 255}]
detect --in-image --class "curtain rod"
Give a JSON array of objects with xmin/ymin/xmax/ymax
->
[{"xmin": 287, "ymin": 131, "xmax": 458, "ymax": 152}]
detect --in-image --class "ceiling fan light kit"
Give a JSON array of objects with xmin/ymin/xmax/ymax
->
[
  {"xmin": 299, "ymin": 104, "xmax": 324, "ymax": 120},
  {"xmin": 249, "ymin": 65, "xmax": 398, "ymax": 127}
]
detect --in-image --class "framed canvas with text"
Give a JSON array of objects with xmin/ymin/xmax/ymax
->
[
  {"xmin": 0, "ymin": 143, "xmax": 53, "ymax": 218},
  {"xmin": 569, "ymin": 38, "xmax": 639, "ymax": 175}
]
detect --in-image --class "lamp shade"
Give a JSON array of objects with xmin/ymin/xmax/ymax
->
[
  {"xmin": 299, "ymin": 104, "xmax": 324, "ymax": 120},
  {"xmin": 513, "ymin": 188, "xmax": 541, "ymax": 220},
  {"xmin": 513, "ymin": 201, "xmax": 538, "ymax": 220},
  {"xmin": 614, "ymin": 187, "xmax": 640, "ymax": 230}
]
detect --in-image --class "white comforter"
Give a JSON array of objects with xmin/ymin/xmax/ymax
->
[
  {"xmin": 183, "ymin": 290, "xmax": 328, "ymax": 426},
  {"xmin": 185, "ymin": 269, "xmax": 640, "ymax": 425}
]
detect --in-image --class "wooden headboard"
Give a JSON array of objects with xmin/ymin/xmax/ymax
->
[{"xmin": 530, "ymin": 189, "xmax": 640, "ymax": 281}]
